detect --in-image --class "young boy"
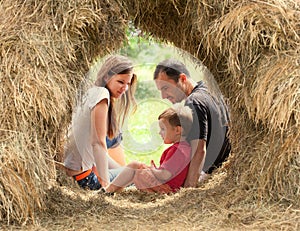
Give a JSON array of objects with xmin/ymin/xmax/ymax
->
[{"xmin": 105, "ymin": 104, "xmax": 193, "ymax": 194}]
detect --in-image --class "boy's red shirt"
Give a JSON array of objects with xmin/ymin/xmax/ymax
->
[{"xmin": 157, "ymin": 141, "xmax": 191, "ymax": 190}]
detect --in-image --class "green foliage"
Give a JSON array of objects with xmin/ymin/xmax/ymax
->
[
  {"xmin": 122, "ymin": 99, "xmax": 171, "ymax": 164},
  {"xmin": 119, "ymin": 24, "xmax": 173, "ymax": 67},
  {"xmin": 118, "ymin": 25, "xmax": 179, "ymax": 164},
  {"xmin": 135, "ymin": 81, "xmax": 160, "ymax": 100}
]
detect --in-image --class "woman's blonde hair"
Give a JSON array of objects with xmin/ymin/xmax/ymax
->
[{"xmin": 95, "ymin": 55, "xmax": 137, "ymax": 138}]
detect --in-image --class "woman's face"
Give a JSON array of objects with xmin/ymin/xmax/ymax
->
[{"xmin": 106, "ymin": 72, "xmax": 133, "ymax": 98}]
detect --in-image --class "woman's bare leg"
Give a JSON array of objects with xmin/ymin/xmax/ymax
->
[{"xmin": 108, "ymin": 145, "xmax": 126, "ymax": 166}]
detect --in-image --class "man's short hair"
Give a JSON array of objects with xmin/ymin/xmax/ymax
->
[{"xmin": 154, "ymin": 59, "xmax": 191, "ymax": 82}]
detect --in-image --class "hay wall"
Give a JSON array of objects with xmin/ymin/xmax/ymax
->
[
  {"xmin": 126, "ymin": 0, "xmax": 300, "ymax": 204},
  {"xmin": 0, "ymin": 0, "xmax": 299, "ymax": 225},
  {"xmin": 0, "ymin": 0, "xmax": 129, "ymax": 224}
]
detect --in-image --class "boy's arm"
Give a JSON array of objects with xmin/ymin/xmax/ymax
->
[{"xmin": 150, "ymin": 167, "xmax": 172, "ymax": 182}]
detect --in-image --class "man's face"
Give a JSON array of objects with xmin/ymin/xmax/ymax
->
[{"xmin": 155, "ymin": 72, "xmax": 186, "ymax": 104}]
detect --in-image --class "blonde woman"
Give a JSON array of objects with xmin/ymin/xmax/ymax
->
[{"xmin": 64, "ymin": 55, "xmax": 137, "ymax": 190}]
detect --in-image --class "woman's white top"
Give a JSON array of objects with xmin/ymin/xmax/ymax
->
[{"xmin": 64, "ymin": 86, "xmax": 110, "ymax": 171}]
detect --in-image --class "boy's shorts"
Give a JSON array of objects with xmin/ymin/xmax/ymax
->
[
  {"xmin": 74, "ymin": 167, "xmax": 123, "ymax": 190},
  {"xmin": 133, "ymin": 165, "xmax": 173, "ymax": 193}
]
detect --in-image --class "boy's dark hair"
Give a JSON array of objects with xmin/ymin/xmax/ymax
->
[{"xmin": 158, "ymin": 104, "xmax": 193, "ymax": 136}]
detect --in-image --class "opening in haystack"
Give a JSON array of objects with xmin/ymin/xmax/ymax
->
[
  {"xmin": 83, "ymin": 28, "xmax": 228, "ymax": 169},
  {"xmin": 1, "ymin": 0, "xmax": 299, "ymax": 229}
]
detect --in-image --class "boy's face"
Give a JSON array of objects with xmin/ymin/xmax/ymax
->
[{"xmin": 158, "ymin": 118, "xmax": 179, "ymax": 144}]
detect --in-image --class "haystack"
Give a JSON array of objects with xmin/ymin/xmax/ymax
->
[
  {"xmin": 129, "ymin": 0, "xmax": 300, "ymax": 202},
  {"xmin": 0, "ymin": 0, "xmax": 128, "ymax": 223},
  {"xmin": 0, "ymin": 0, "xmax": 299, "ymax": 228}
]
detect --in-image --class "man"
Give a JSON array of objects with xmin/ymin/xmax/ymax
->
[{"xmin": 154, "ymin": 59, "xmax": 231, "ymax": 187}]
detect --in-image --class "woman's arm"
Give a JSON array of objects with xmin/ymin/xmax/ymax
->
[{"xmin": 91, "ymin": 99, "xmax": 110, "ymax": 187}]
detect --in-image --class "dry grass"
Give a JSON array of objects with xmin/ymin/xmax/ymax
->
[
  {"xmin": 0, "ymin": 0, "xmax": 128, "ymax": 225},
  {"xmin": 0, "ymin": 0, "xmax": 299, "ymax": 229},
  {"xmin": 129, "ymin": 0, "xmax": 300, "ymax": 203},
  {"xmin": 2, "ymin": 172, "xmax": 300, "ymax": 230}
]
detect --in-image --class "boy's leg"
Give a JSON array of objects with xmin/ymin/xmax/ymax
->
[
  {"xmin": 133, "ymin": 167, "xmax": 173, "ymax": 193},
  {"xmin": 106, "ymin": 161, "xmax": 141, "ymax": 192}
]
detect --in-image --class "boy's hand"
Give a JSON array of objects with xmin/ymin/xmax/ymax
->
[{"xmin": 150, "ymin": 160, "xmax": 157, "ymax": 168}]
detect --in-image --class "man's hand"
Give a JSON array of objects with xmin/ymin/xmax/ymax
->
[{"xmin": 184, "ymin": 171, "xmax": 200, "ymax": 188}]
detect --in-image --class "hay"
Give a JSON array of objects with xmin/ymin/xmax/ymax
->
[
  {"xmin": 2, "ymin": 180, "xmax": 300, "ymax": 230},
  {"xmin": 0, "ymin": 132, "xmax": 55, "ymax": 224},
  {"xmin": 129, "ymin": 0, "xmax": 300, "ymax": 203},
  {"xmin": 0, "ymin": 0, "xmax": 299, "ymax": 229},
  {"xmin": 250, "ymin": 54, "xmax": 299, "ymax": 132},
  {"xmin": 0, "ymin": 0, "xmax": 128, "ymax": 224}
]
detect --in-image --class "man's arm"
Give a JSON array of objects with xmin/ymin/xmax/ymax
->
[{"xmin": 184, "ymin": 139, "xmax": 206, "ymax": 187}]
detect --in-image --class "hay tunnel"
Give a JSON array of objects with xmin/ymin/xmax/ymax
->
[
  {"xmin": 127, "ymin": 0, "xmax": 300, "ymax": 202},
  {"xmin": 0, "ymin": 0, "xmax": 299, "ymax": 225},
  {"xmin": 0, "ymin": 0, "xmax": 129, "ymax": 223}
]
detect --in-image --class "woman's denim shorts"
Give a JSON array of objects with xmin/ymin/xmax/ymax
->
[
  {"xmin": 106, "ymin": 133, "xmax": 122, "ymax": 149},
  {"xmin": 75, "ymin": 167, "xmax": 124, "ymax": 190}
]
